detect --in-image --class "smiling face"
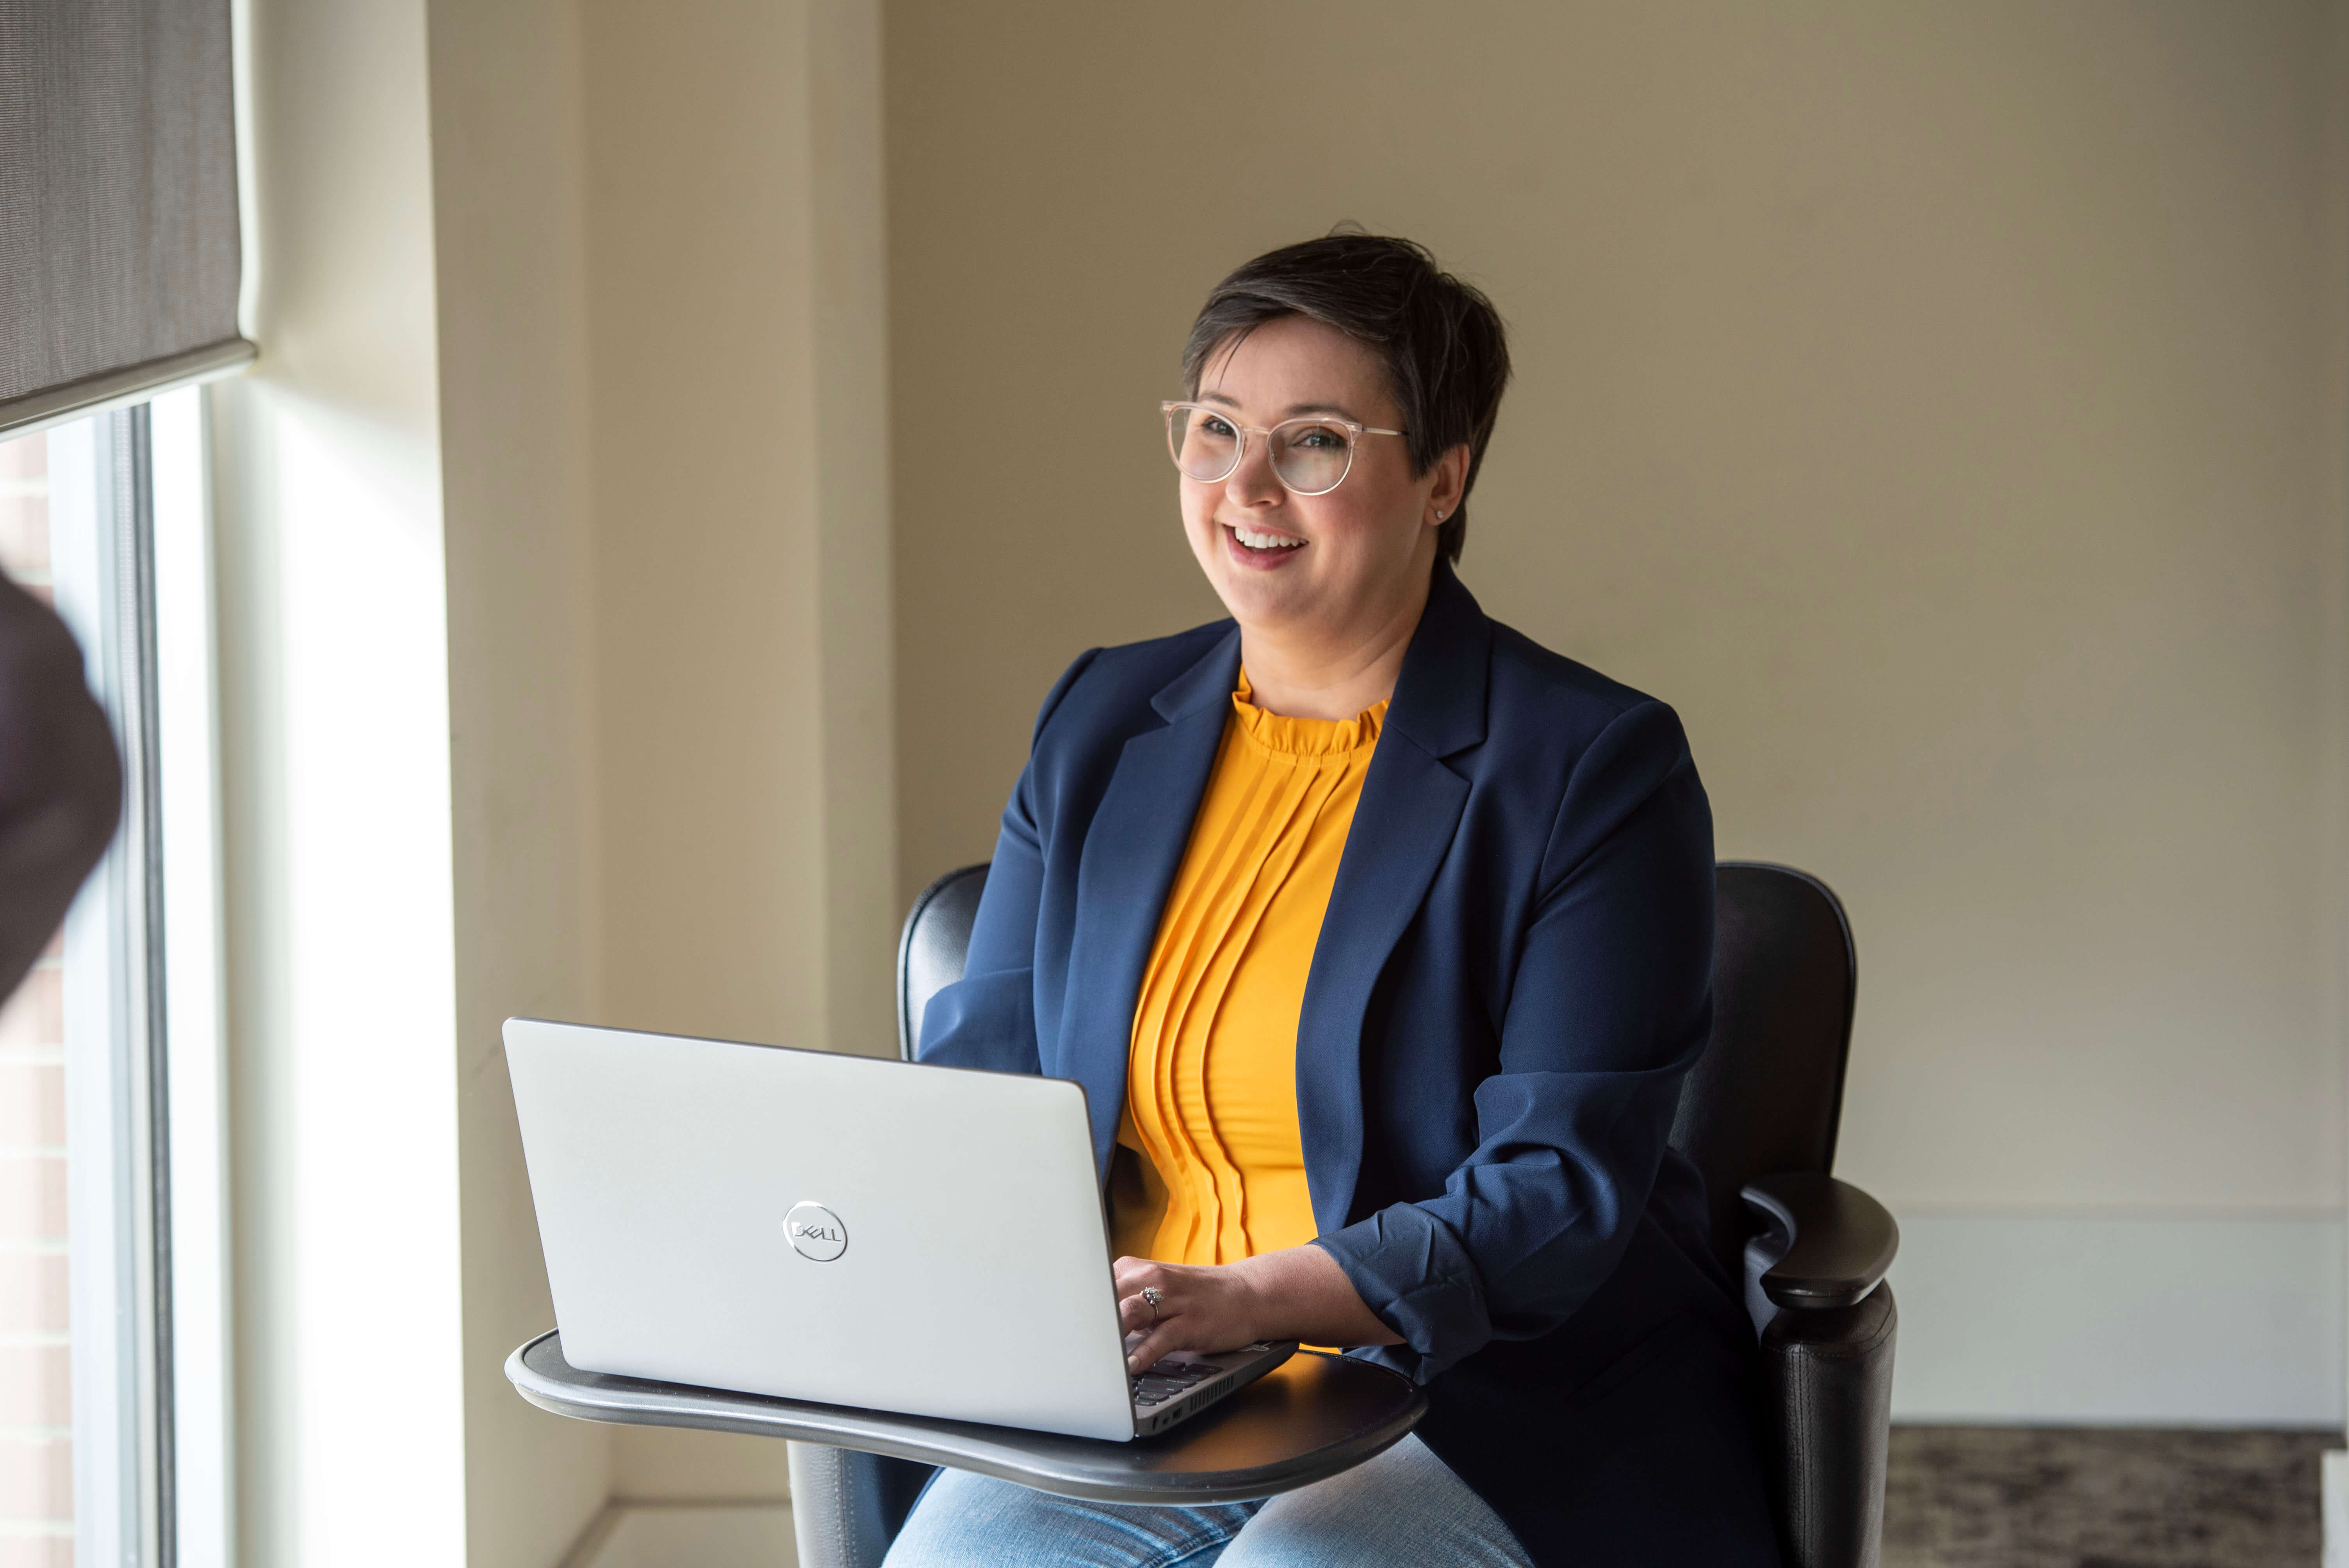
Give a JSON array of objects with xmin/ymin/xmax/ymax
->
[{"xmin": 1180, "ymin": 316, "xmax": 1460, "ymax": 665}]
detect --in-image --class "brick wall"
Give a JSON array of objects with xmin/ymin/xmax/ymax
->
[{"xmin": 0, "ymin": 428, "xmax": 74, "ymax": 1568}]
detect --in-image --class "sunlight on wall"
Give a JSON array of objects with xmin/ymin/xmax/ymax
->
[{"xmin": 214, "ymin": 377, "xmax": 466, "ymax": 1568}]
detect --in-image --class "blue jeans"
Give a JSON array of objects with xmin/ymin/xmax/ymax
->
[{"xmin": 879, "ymin": 1434, "xmax": 1535, "ymax": 1567}]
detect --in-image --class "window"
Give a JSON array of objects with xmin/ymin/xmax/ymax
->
[{"xmin": 0, "ymin": 390, "xmax": 229, "ymax": 1568}]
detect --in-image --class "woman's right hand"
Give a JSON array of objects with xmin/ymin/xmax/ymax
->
[{"xmin": 1112, "ymin": 1246, "xmax": 1400, "ymax": 1373}]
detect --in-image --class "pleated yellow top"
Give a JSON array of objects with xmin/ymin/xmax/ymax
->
[{"xmin": 1109, "ymin": 671, "xmax": 1387, "ymax": 1265}]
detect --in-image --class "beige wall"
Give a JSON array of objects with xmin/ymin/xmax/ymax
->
[
  {"xmin": 435, "ymin": 0, "xmax": 898, "ymax": 1528},
  {"xmin": 584, "ymin": 0, "xmax": 896, "ymax": 1068},
  {"xmin": 581, "ymin": 0, "xmax": 895, "ymax": 1512},
  {"xmin": 888, "ymin": 0, "xmax": 2348, "ymax": 1236},
  {"xmin": 432, "ymin": 0, "xmax": 899, "ymax": 1535},
  {"xmin": 426, "ymin": 0, "xmax": 615, "ymax": 1560}
]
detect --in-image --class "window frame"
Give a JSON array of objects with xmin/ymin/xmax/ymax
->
[{"xmin": 29, "ymin": 388, "xmax": 232, "ymax": 1568}]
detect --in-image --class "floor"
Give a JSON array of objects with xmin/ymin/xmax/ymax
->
[
  {"xmin": 556, "ymin": 1430, "xmax": 2336, "ymax": 1568},
  {"xmin": 1885, "ymin": 1427, "xmax": 2335, "ymax": 1568},
  {"xmin": 566, "ymin": 1502, "xmax": 797, "ymax": 1568}
]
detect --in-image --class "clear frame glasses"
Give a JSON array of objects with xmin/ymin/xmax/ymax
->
[{"xmin": 1161, "ymin": 401, "xmax": 1408, "ymax": 497}]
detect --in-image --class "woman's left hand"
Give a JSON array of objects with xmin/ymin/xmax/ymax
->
[{"xmin": 1113, "ymin": 1244, "xmax": 1402, "ymax": 1374}]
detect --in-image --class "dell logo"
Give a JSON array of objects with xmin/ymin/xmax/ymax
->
[{"xmin": 784, "ymin": 1201, "xmax": 848, "ymax": 1262}]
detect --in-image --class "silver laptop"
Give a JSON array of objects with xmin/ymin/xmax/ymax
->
[{"xmin": 503, "ymin": 1017, "xmax": 1294, "ymax": 1442}]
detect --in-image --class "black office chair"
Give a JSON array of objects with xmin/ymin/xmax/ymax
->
[{"xmin": 791, "ymin": 861, "xmax": 1897, "ymax": 1568}]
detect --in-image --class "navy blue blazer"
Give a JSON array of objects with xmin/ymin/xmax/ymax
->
[{"xmin": 921, "ymin": 563, "xmax": 1781, "ymax": 1566}]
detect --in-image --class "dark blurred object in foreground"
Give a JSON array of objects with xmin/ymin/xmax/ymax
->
[
  {"xmin": 0, "ymin": 570, "xmax": 122, "ymax": 998},
  {"xmin": 1885, "ymin": 1425, "xmax": 2329, "ymax": 1568}
]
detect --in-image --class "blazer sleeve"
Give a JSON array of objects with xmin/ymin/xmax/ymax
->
[
  {"xmin": 913, "ymin": 649, "xmax": 1100, "ymax": 1074},
  {"xmin": 1314, "ymin": 699, "xmax": 1716, "ymax": 1381}
]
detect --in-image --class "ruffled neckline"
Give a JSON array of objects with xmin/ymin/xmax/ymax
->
[{"xmin": 1230, "ymin": 670, "xmax": 1387, "ymax": 757}]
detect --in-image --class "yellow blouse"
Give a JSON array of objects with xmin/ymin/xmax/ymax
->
[{"xmin": 1109, "ymin": 672, "xmax": 1387, "ymax": 1265}]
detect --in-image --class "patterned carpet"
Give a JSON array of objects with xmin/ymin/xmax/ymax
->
[{"xmin": 1884, "ymin": 1427, "xmax": 2335, "ymax": 1568}]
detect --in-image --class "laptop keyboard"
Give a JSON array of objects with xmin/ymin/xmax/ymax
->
[
  {"xmin": 1130, "ymin": 1357, "xmax": 1221, "ymax": 1407},
  {"xmin": 1126, "ymin": 1342, "xmax": 1293, "ymax": 1435}
]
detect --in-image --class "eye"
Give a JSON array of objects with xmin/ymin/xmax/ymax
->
[
  {"xmin": 1290, "ymin": 424, "xmax": 1348, "ymax": 450},
  {"xmin": 1198, "ymin": 414, "xmax": 1238, "ymax": 439}
]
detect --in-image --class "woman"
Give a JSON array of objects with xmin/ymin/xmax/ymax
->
[{"xmin": 893, "ymin": 235, "xmax": 1780, "ymax": 1567}]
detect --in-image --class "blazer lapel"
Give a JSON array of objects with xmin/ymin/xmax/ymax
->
[
  {"xmin": 1297, "ymin": 563, "xmax": 1492, "ymax": 1233},
  {"xmin": 1059, "ymin": 627, "xmax": 1240, "ymax": 1180}
]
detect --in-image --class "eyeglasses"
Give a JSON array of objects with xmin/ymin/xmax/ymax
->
[{"xmin": 1161, "ymin": 401, "xmax": 1407, "ymax": 497}]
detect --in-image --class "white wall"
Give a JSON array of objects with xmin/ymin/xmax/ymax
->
[
  {"xmin": 1892, "ymin": 1213, "xmax": 2345, "ymax": 1425},
  {"xmin": 884, "ymin": 0, "xmax": 2349, "ymax": 1424},
  {"xmin": 212, "ymin": 0, "xmax": 467, "ymax": 1559},
  {"xmin": 581, "ymin": 0, "xmax": 895, "ymax": 1069}
]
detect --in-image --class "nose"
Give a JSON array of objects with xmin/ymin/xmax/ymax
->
[{"xmin": 1222, "ymin": 429, "xmax": 1286, "ymax": 509}]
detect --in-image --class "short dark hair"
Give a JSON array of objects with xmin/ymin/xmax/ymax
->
[{"xmin": 1182, "ymin": 232, "xmax": 1511, "ymax": 564}]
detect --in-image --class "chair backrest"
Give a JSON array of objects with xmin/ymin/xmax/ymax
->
[
  {"xmin": 895, "ymin": 859, "xmax": 1858, "ymax": 1283},
  {"xmin": 897, "ymin": 863, "xmax": 992, "ymax": 1061},
  {"xmin": 1669, "ymin": 862, "xmax": 1857, "ymax": 1282}
]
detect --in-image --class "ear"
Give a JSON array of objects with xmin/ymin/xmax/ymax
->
[{"xmin": 1425, "ymin": 444, "xmax": 1471, "ymax": 527}]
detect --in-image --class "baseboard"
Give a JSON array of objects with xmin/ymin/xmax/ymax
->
[
  {"xmin": 2324, "ymin": 1450, "xmax": 2348, "ymax": 1568},
  {"xmin": 1886, "ymin": 1211, "xmax": 2344, "ymax": 1425},
  {"xmin": 566, "ymin": 1502, "xmax": 797, "ymax": 1568}
]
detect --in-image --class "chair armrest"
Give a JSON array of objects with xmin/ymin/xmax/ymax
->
[
  {"xmin": 1741, "ymin": 1172, "xmax": 1898, "ymax": 1311},
  {"xmin": 1758, "ymin": 1286, "xmax": 1897, "ymax": 1568}
]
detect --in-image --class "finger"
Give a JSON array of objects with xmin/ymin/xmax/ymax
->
[
  {"xmin": 1117, "ymin": 1292, "xmax": 1159, "ymax": 1335},
  {"xmin": 1124, "ymin": 1313, "xmax": 1199, "ymax": 1373},
  {"xmin": 1119, "ymin": 1282, "xmax": 1182, "ymax": 1335},
  {"xmin": 1126, "ymin": 1324, "xmax": 1181, "ymax": 1373}
]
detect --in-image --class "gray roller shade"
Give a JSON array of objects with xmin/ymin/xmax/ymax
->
[{"xmin": 0, "ymin": 0, "xmax": 252, "ymax": 438}]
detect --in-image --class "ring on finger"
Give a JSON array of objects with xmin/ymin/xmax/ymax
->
[{"xmin": 1140, "ymin": 1285, "xmax": 1163, "ymax": 1322}]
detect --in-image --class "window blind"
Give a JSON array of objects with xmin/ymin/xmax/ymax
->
[{"xmin": 0, "ymin": 0, "xmax": 252, "ymax": 439}]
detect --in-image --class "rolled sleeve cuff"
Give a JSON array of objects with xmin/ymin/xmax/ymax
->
[
  {"xmin": 1313, "ymin": 1205, "xmax": 1492, "ymax": 1383},
  {"xmin": 914, "ymin": 968, "xmax": 1037, "ymax": 1072}
]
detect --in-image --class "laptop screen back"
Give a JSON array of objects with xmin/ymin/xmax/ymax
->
[{"xmin": 504, "ymin": 1017, "xmax": 1137, "ymax": 1440}]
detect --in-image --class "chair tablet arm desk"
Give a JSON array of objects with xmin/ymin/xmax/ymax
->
[{"xmin": 504, "ymin": 1332, "xmax": 1426, "ymax": 1568}]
